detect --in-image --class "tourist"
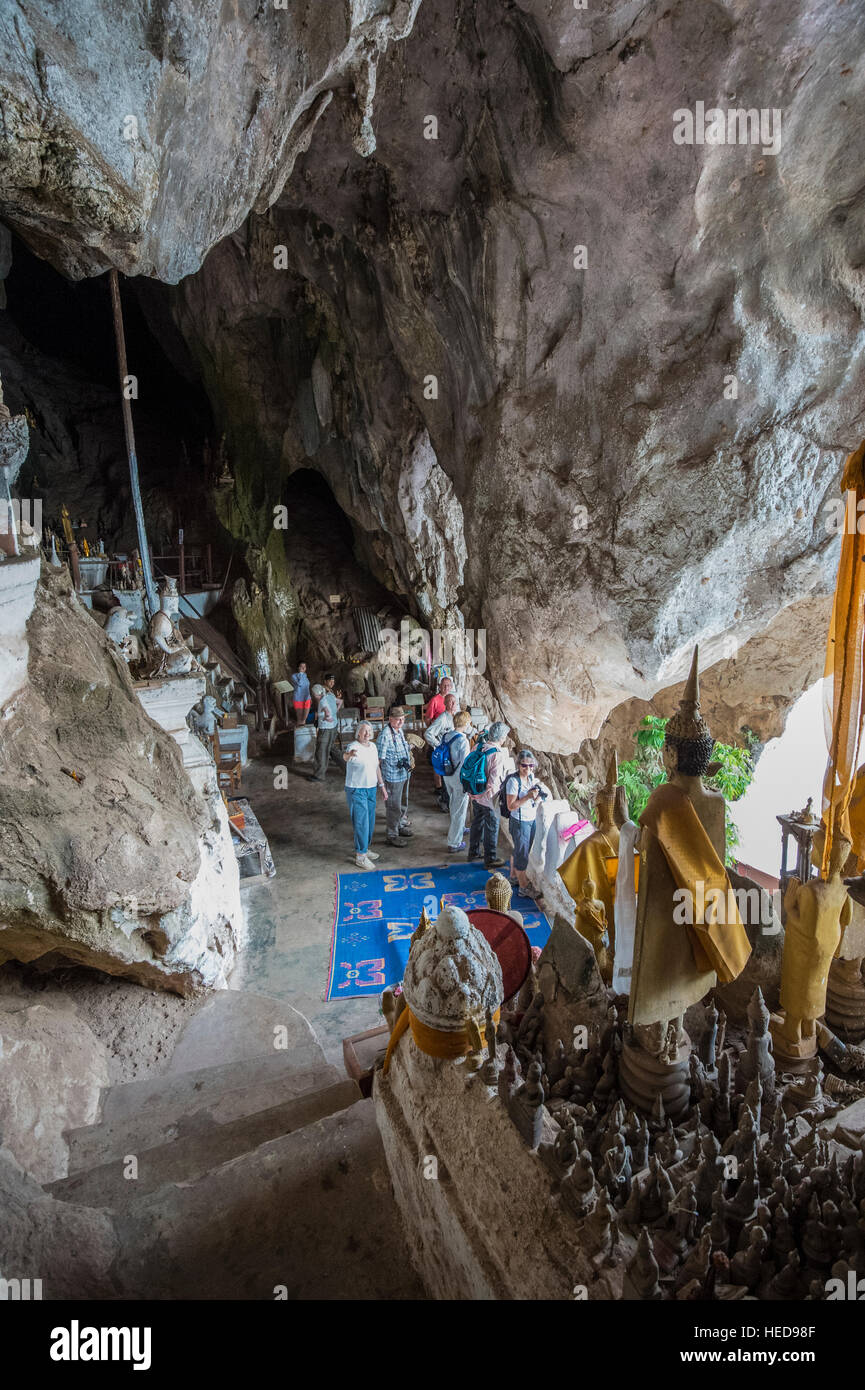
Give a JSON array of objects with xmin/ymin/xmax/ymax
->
[
  {"xmin": 442, "ymin": 711, "xmax": 473, "ymax": 852},
  {"xmin": 343, "ymin": 721, "xmax": 385, "ymax": 870},
  {"xmin": 425, "ymin": 691, "xmax": 457, "ymax": 810},
  {"xmin": 465, "ymin": 721, "xmax": 510, "ymax": 868},
  {"xmin": 291, "ymin": 661, "xmax": 311, "ymax": 724},
  {"xmin": 311, "ymin": 674, "xmax": 340, "ymax": 782},
  {"xmin": 505, "ymin": 749, "xmax": 551, "ymax": 895},
  {"xmin": 424, "ymin": 674, "xmax": 455, "ymax": 724},
  {"xmin": 376, "ymin": 706, "xmax": 414, "ymax": 848}
]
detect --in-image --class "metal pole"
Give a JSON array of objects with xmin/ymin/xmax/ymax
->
[{"xmin": 108, "ymin": 269, "xmax": 158, "ymax": 618}]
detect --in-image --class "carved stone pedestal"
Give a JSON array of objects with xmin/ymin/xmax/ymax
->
[
  {"xmin": 769, "ymin": 1014, "xmax": 817, "ymax": 1074},
  {"xmin": 825, "ymin": 957, "xmax": 865, "ymax": 1043},
  {"xmin": 619, "ymin": 1031, "xmax": 692, "ymax": 1120}
]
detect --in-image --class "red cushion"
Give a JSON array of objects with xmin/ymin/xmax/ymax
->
[{"xmin": 466, "ymin": 909, "xmax": 532, "ymax": 1000}]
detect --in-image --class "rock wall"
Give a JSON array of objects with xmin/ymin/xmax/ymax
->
[
  {"xmin": 0, "ymin": 564, "xmax": 245, "ymax": 994},
  {"xmin": 2, "ymin": 0, "xmax": 864, "ymax": 755},
  {"xmin": 375, "ymin": 1037, "xmax": 622, "ymax": 1299}
]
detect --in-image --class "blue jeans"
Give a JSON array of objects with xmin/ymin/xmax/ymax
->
[
  {"xmin": 346, "ymin": 786, "xmax": 377, "ymax": 854},
  {"xmin": 468, "ymin": 802, "xmax": 499, "ymax": 864},
  {"xmin": 510, "ymin": 817, "xmax": 535, "ymax": 871}
]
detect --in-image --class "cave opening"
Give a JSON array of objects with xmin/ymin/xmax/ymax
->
[{"xmin": 0, "ymin": 234, "xmax": 217, "ymax": 558}]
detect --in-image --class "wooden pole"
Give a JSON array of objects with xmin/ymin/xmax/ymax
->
[{"xmin": 108, "ymin": 269, "xmax": 158, "ymax": 618}]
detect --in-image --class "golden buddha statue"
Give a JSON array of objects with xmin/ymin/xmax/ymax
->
[
  {"xmin": 574, "ymin": 875, "xmax": 611, "ymax": 984},
  {"xmin": 771, "ymin": 826, "xmax": 850, "ymax": 1068},
  {"xmin": 827, "ymin": 765, "xmax": 865, "ymax": 1040},
  {"xmin": 559, "ymin": 747, "xmax": 621, "ymax": 953},
  {"xmin": 621, "ymin": 646, "xmax": 752, "ymax": 1118}
]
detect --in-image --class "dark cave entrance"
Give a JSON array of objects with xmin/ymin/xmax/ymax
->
[
  {"xmin": 277, "ymin": 466, "xmax": 400, "ymax": 669},
  {"xmin": 0, "ymin": 234, "xmax": 217, "ymax": 558}
]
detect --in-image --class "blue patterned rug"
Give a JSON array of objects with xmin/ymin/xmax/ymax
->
[{"xmin": 326, "ymin": 860, "xmax": 552, "ymax": 1000}]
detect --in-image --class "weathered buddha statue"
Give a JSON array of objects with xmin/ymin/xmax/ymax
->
[
  {"xmin": 560, "ymin": 748, "xmax": 621, "ymax": 953},
  {"xmin": 827, "ymin": 765, "xmax": 865, "ymax": 1040},
  {"xmin": 574, "ymin": 875, "xmax": 612, "ymax": 984},
  {"xmin": 771, "ymin": 826, "xmax": 850, "ymax": 1069},
  {"xmin": 142, "ymin": 578, "xmax": 202, "ymax": 678},
  {"xmin": 620, "ymin": 647, "xmax": 752, "ymax": 1120}
]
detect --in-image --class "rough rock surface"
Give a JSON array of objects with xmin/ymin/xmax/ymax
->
[
  {"xmin": 0, "ymin": 1146, "xmax": 118, "ymax": 1298},
  {"xmin": 0, "ymin": 999, "xmax": 108, "ymax": 1182},
  {"xmin": 0, "ymin": 0, "xmax": 422, "ymax": 279},
  {"xmin": 2, "ymin": 0, "xmax": 865, "ymax": 756},
  {"xmin": 0, "ymin": 565, "xmax": 244, "ymax": 993}
]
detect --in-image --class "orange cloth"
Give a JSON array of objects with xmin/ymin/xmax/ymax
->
[
  {"xmin": 639, "ymin": 783, "xmax": 751, "ymax": 985},
  {"xmin": 381, "ymin": 1006, "xmax": 499, "ymax": 1074},
  {"xmin": 822, "ymin": 443, "xmax": 865, "ymax": 875},
  {"xmin": 846, "ymin": 764, "xmax": 865, "ymax": 872}
]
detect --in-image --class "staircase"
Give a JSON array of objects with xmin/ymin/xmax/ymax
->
[{"xmin": 47, "ymin": 991, "xmax": 424, "ymax": 1300}]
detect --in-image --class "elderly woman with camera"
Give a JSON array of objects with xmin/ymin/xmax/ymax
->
[{"xmin": 504, "ymin": 749, "xmax": 551, "ymax": 894}]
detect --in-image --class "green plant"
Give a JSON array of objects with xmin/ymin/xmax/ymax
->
[{"xmin": 619, "ymin": 715, "xmax": 755, "ymax": 866}]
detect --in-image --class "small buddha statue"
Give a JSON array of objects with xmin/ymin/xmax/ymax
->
[
  {"xmin": 729, "ymin": 1224, "xmax": 768, "ymax": 1291},
  {"xmin": 622, "ymin": 1227, "xmax": 662, "ymax": 1300},
  {"xmin": 738, "ymin": 987, "xmax": 775, "ymax": 1107},
  {"xmin": 574, "ymin": 875, "xmax": 612, "ymax": 983},
  {"xmin": 103, "ymin": 606, "xmax": 135, "ymax": 663},
  {"xmin": 485, "ymin": 871, "xmax": 524, "ymax": 927},
  {"xmin": 143, "ymin": 578, "xmax": 202, "ymax": 678},
  {"xmin": 771, "ymin": 828, "xmax": 850, "ymax": 1068},
  {"xmin": 559, "ymin": 747, "xmax": 622, "ymax": 954}
]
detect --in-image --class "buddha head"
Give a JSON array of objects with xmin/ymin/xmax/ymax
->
[
  {"xmin": 160, "ymin": 577, "xmax": 180, "ymax": 619},
  {"xmin": 663, "ymin": 646, "xmax": 715, "ymax": 778},
  {"xmin": 485, "ymin": 871, "xmax": 513, "ymax": 914}
]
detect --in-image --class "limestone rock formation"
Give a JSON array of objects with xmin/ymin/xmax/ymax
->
[
  {"xmin": 0, "ymin": 1000, "xmax": 109, "ymax": 1182},
  {"xmin": 0, "ymin": 0, "xmax": 423, "ymax": 279},
  {"xmin": 0, "ymin": 1147, "xmax": 118, "ymax": 1299},
  {"xmin": 2, "ymin": 0, "xmax": 865, "ymax": 753},
  {"xmin": 0, "ymin": 566, "xmax": 245, "ymax": 993}
]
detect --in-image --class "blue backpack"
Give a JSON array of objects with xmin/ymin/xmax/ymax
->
[
  {"xmin": 431, "ymin": 730, "xmax": 460, "ymax": 778},
  {"xmin": 459, "ymin": 734, "xmax": 494, "ymax": 794}
]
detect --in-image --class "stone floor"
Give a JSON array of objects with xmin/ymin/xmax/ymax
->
[{"xmin": 229, "ymin": 738, "xmax": 495, "ymax": 1068}]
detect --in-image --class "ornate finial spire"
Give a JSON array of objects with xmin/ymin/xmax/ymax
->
[
  {"xmin": 664, "ymin": 644, "xmax": 716, "ymax": 775},
  {"xmin": 666, "ymin": 645, "xmax": 709, "ymax": 742},
  {"xmin": 604, "ymin": 745, "xmax": 619, "ymax": 793}
]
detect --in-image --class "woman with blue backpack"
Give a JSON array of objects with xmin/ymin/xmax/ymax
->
[
  {"xmin": 462, "ymin": 721, "xmax": 511, "ymax": 869},
  {"xmin": 433, "ymin": 711, "xmax": 474, "ymax": 852}
]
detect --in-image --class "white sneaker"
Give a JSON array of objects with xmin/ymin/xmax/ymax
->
[
  {"xmin": 355, "ymin": 854, "xmax": 375, "ymax": 870},
  {"xmin": 365, "ymin": 850, "xmax": 380, "ymax": 861}
]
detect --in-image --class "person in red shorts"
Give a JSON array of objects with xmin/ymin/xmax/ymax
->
[{"xmin": 291, "ymin": 661, "xmax": 311, "ymax": 724}]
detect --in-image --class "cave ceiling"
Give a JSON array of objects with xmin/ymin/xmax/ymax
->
[{"xmin": 1, "ymin": 0, "xmax": 864, "ymax": 751}]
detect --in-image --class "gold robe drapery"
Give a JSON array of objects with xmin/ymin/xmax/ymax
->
[
  {"xmin": 639, "ymin": 783, "xmax": 752, "ymax": 985},
  {"xmin": 559, "ymin": 832, "xmax": 617, "ymax": 953}
]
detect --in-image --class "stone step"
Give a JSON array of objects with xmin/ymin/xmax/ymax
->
[
  {"xmin": 110, "ymin": 1097, "xmax": 425, "ymax": 1300},
  {"xmin": 63, "ymin": 991, "xmax": 341, "ymax": 1173},
  {"xmin": 63, "ymin": 1054, "xmax": 340, "ymax": 1174},
  {"xmin": 164, "ymin": 990, "xmax": 323, "ymax": 1076},
  {"xmin": 49, "ymin": 1078, "xmax": 362, "ymax": 1209}
]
